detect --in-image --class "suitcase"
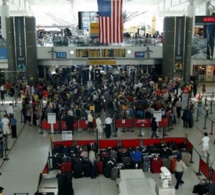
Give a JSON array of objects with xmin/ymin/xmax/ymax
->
[
  {"xmin": 60, "ymin": 162, "xmax": 72, "ymax": 174},
  {"xmin": 91, "ymin": 162, "xmax": 98, "ymax": 178},
  {"xmin": 170, "ymin": 157, "xmax": 176, "ymax": 173},
  {"xmin": 83, "ymin": 162, "xmax": 92, "ymax": 177},
  {"xmin": 122, "ymin": 157, "xmax": 131, "ymax": 169},
  {"xmin": 96, "ymin": 161, "xmax": 104, "ymax": 174},
  {"xmin": 181, "ymin": 152, "xmax": 191, "ymax": 166},
  {"xmin": 111, "ymin": 168, "xmax": 119, "ymax": 180},
  {"xmin": 73, "ymin": 163, "xmax": 84, "ymax": 178},
  {"xmin": 193, "ymin": 183, "xmax": 209, "ymax": 195},
  {"xmin": 150, "ymin": 157, "xmax": 163, "ymax": 173},
  {"xmin": 100, "ymin": 151, "xmax": 109, "ymax": 161},
  {"xmin": 162, "ymin": 158, "xmax": 171, "ymax": 170}
]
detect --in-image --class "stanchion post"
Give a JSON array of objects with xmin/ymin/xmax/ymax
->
[
  {"xmin": 210, "ymin": 100, "xmax": 213, "ymax": 114},
  {"xmin": 205, "ymin": 96, "xmax": 207, "ymax": 106},
  {"xmin": 203, "ymin": 115, "xmax": 207, "ymax": 129},
  {"xmin": 196, "ymin": 156, "xmax": 202, "ymax": 176},
  {"xmin": 3, "ymin": 136, "xmax": 9, "ymax": 161},
  {"xmin": 210, "ymin": 121, "xmax": 214, "ymax": 135},
  {"xmin": 39, "ymin": 119, "xmax": 44, "ymax": 134},
  {"xmin": 20, "ymin": 110, "xmax": 23, "ymax": 123},
  {"xmin": 195, "ymin": 107, "xmax": 199, "ymax": 122},
  {"xmin": 112, "ymin": 118, "xmax": 117, "ymax": 137},
  {"xmin": 48, "ymin": 152, "xmax": 52, "ymax": 171},
  {"xmin": 189, "ymin": 145, "xmax": 194, "ymax": 164},
  {"xmin": 4, "ymin": 135, "xmax": 9, "ymax": 151}
]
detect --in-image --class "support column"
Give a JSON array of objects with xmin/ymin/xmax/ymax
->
[
  {"xmin": 1, "ymin": 0, "xmax": 9, "ymax": 40},
  {"xmin": 187, "ymin": 0, "xmax": 195, "ymax": 39}
]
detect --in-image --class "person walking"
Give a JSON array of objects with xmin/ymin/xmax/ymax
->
[
  {"xmin": 199, "ymin": 132, "xmax": 210, "ymax": 158},
  {"xmin": 175, "ymin": 155, "xmax": 187, "ymax": 190},
  {"xmin": 150, "ymin": 117, "xmax": 159, "ymax": 138},
  {"xmin": 0, "ymin": 83, "xmax": 5, "ymax": 105},
  {"xmin": 10, "ymin": 115, "xmax": 17, "ymax": 138},
  {"xmin": 96, "ymin": 115, "xmax": 103, "ymax": 138},
  {"xmin": 104, "ymin": 115, "xmax": 112, "ymax": 138},
  {"xmin": 65, "ymin": 110, "xmax": 74, "ymax": 135},
  {"xmin": 175, "ymin": 99, "xmax": 182, "ymax": 118}
]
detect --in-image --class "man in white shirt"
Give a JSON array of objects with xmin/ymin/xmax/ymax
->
[
  {"xmin": 1, "ymin": 115, "xmax": 10, "ymax": 136},
  {"xmin": 96, "ymin": 115, "xmax": 103, "ymax": 138},
  {"xmin": 6, "ymin": 103, "xmax": 14, "ymax": 117},
  {"xmin": 199, "ymin": 132, "xmax": 210, "ymax": 158},
  {"xmin": 104, "ymin": 115, "xmax": 112, "ymax": 138}
]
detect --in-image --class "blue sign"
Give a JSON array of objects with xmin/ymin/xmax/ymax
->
[
  {"xmin": 135, "ymin": 51, "xmax": 145, "ymax": 58},
  {"xmin": 0, "ymin": 48, "xmax": 8, "ymax": 59},
  {"xmin": 56, "ymin": 52, "xmax": 67, "ymax": 58}
]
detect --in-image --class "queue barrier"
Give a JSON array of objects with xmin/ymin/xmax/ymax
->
[
  {"xmin": 212, "ymin": 169, "xmax": 215, "ymax": 183},
  {"xmin": 121, "ymin": 139, "xmax": 140, "ymax": 148},
  {"xmin": 99, "ymin": 139, "xmax": 118, "ymax": 148},
  {"xmin": 42, "ymin": 120, "xmax": 96, "ymax": 131},
  {"xmin": 199, "ymin": 158, "xmax": 210, "ymax": 179}
]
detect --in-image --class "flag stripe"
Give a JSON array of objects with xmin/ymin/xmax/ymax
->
[{"xmin": 98, "ymin": 0, "xmax": 123, "ymax": 43}]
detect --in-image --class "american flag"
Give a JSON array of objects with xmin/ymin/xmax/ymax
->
[{"xmin": 97, "ymin": 0, "xmax": 123, "ymax": 43}]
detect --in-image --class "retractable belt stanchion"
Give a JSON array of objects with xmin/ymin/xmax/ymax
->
[
  {"xmin": 210, "ymin": 121, "xmax": 214, "ymax": 135},
  {"xmin": 203, "ymin": 114, "xmax": 207, "ymax": 130},
  {"xmin": 3, "ymin": 136, "xmax": 9, "ymax": 161},
  {"xmin": 39, "ymin": 119, "xmax": 44, "ymax": 134},
  {"xmin": 112, "ymin": 118, "xmax": 117, "ymax": 137}
]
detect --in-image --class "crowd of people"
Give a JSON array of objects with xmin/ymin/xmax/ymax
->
[{"xmin": 0, "ymin": 65, "xmax": 203, "ymax": 140}]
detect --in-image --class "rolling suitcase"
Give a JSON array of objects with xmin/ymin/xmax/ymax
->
[
  {"xmin": 83, "ymin": 162, "xmax": 92, "ymax": 177},
  {"xmin": 150, "ymin": 157, "xmax": 163, "ymax": 173},
  {"xmin": 96, "ymin": 161, "xmax": 104, "ymax": 174},
  {"xmin": 181, "ymin": 152, "xmax": 191, "ymax": 166},
  {"xmin": 170, "ymin": 157, "xmax": 176, "ymax": 173},
  {"xmin": 142, "ymin": 155, "xmax": 151, "ymax": 172},
  {"xmin": 73, "ymin": 163, "xmax": 84, "ymax": 178},
  {"xmin": 60, "ymin": 162, "xmax": 72, "ymax": 174},
  {"xmin": 111, "ymin": 168, "xmax": 119, "ymax": 180},
  {"xmin": 91, "ymin": 162, "xmax": 98, "ymax": 178}
]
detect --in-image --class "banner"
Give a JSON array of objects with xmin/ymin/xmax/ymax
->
[
  {"xmin": 14, "ymin": 17, "xmax": 26, "ymax": 71},
  {"xmin": 174, "ymin": 16, "xmax": 185, "ymax": 70}
]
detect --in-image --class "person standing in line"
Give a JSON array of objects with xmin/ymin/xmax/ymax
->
[
  {"xmin": 6, "ymin": 103, "xmax": 14, "ymax": 117},
  {"xmin": 10, "ymin": 115, "xmax": 17, "ymax": 138},
  {"xmin": 104, "ymin": 115, "xmax": 112, "ymax": 138},
  {"xmin": 0, "ymin": 83, "xmax": 5, "ymax": 105},
  {"xmin": 87, "ymin": 111, "xmax": 94, "ymax": 134},
  {"xmin": 95, "ymin": 115, "xmax": 103, "ymax": 138},
  {"xmin": 1, "ymin": 114, "xmax": 10, "ymax": 137},
  {"xmin": 199, "ymin": 132, "xmax": 210, "ymax": 158},
  {"xmin": 175, "ymin": 98, "xmax": 182, "ymax": 118},
  {"xmin": 150, "ymin": 117, "xmax": 159, "ymax": 138},
  {"xmin": 175, "ymin": 155, "xmax": 187, "ymax": 190}
]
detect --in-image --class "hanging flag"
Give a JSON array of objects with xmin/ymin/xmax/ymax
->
[{"xmin": 97, "ymin": 0, "xmax": 123, "ymax": 43}]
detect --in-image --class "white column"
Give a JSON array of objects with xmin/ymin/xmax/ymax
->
[
  {"xmin": 1, "ymin": 0, "xmax": 9, "ymax": 40},
  {"xmin": 187, "ymin": 0, "xmax": 195, "ymax": 39}
]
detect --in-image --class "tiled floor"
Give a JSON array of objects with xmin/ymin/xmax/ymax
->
[{"xmin": 0, "ymin": 85, "xmax": 215, "ymax": 195}]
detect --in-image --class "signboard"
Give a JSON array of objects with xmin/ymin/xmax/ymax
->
[
  {"xmin": 88, "ymin": 60, "xmax": 116, "ymax": 65},
  {"xmin": 174, "ymin": 16, "xmax": 185, "ymax": 70},
  {"xmin": 78, "ymin": 11, "xmax": 98, "ymax": 30},
  {"xmin": 90, "ymin": 22, "xmax": 99, "ymax": 37},
  {"xmin": 182, "ymin": 93, "xmax": 189, "ymax": 109},
  {"xmin": 153, "ymin": 111, "xmax": 162, "ymax": 122},
  {"xmin": 62, "ymin": 131, "xmax": 73, "ymax": 140},
  {"xmin": 195, "ymin": 16, "xmax": 215, "ymax": 25},
  {"xmin": 56, "ymin": 52, "xmax": 66, "ymax": 58},
  {"xmin": 76, "ymin": 49, "xmax": 100, "ymax": 58},
  {"xmin": 101, "ymin": 49, "xmax": 126, "ymax": 57},
  {"xmin": 0, "ymin": 48, "xmax": 8, "ymax": 59},
  {"xmin": 14, "ymin": 17, "xmax": 26, "ymax": 71},
  {"xmin": 135, "ymin": 51, "xmax": 145, "ymax": 58},
  {"xmin": 47, "ymin": 113, "xmax": 56, "ymax": 124}
]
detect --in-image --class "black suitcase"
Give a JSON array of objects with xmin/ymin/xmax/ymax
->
[
  {"xmin": 73, "ymin": 164, "xmax": 84, "ymax": 178},
  {"xmin": 122, "ymin": 157, "xmax": 131, "ymax": 169},
  {"xmin": 193, "ymin": 183, "xmax": 209, "ymax": 195},
  {"xmin": 91, "ymin": 162, "xmax": 98, "ymax": 178},
  {"xmin": 83, "ymin": 162, "xmax": 91, "ymax": 177}
]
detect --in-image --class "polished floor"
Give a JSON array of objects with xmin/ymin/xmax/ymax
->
[{"xmin": 0, "ymin": 84, "xmax": 215, "ymax": 195}]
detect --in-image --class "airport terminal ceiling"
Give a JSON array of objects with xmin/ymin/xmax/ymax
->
[{"xmin": 2, "ymin": 0, "xmax": 211, "ymax": 28}]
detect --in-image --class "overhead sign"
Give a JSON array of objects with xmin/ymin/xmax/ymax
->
[
  {"xmin": 76, "ymin": 49, "xmax": 100, "ymax": 58},
  {"xmin": 195, "ymin": 16, "xmax": 215, "ymax": 24},
  {"xmin": 135, "ymin": 51, "xmax": 145, "ymax": 58},
  {"xmin": 47, "ymin": 113, "xmax": 56, "ymax": 124},
  {"xmin": 90, "ymin": 22, "xmax": 99, "ymax": 37},
  {"xmin": 101, "ymin": 49, "xmax": 126, "ymax": 57},
  {"xmin": 88, "ymin": 60, "xmax": 116, "ymax": 65},
  {"xmin": 56, "ymin": 52, "xmax": 66, "ymax": 58}
]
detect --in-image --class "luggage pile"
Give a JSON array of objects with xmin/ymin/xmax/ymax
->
[{"xmin": 51, "ymin": 141, "xmax": 192, "ymax": 181}]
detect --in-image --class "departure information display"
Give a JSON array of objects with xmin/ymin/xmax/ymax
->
[
  {"xmin": 76, "ymin": 49, "xmax": 100, "ymax": 58},
  {"xmin": 101, "ymin": 49, "xmax": 126, "ymax": 57}
]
